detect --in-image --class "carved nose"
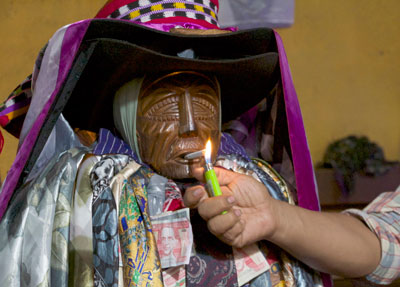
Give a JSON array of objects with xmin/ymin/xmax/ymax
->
[{"xmin": 178, "ymin": 90, "xmax": 198, "ymax": 137}]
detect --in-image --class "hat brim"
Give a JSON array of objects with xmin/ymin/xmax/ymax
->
[{"xmin": 59, "ymin": 19, "xmax": 279, "ymax": 131}]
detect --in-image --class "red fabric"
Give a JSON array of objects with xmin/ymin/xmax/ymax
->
[
  {"xmin": 0, "ymin": 115, "xmax": 9, "ymax": 128},
  {"xmin": 211, "ymin": 0, "xmax": 219, "ymax": 10},
  {"xmin": 0, "ymin": 115, "xmax": 8, "ymax": 152},
  {"xmin": 95, "ymin": 0, "xmax": 134, "ymax": 18},
  {"xmin": 164, "ymin": 199, "xmax": 184, "ymax": 212},
  {"xmin": 95, "ymin": 0, "xmax": 219, "ymax": 19}
]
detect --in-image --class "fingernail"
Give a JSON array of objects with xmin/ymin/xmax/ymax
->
[
  {"xmin": 193, "ymin": 189, "xmax": 203, "ymax": 197},
  {"xmin": 234, "ymin": 209, "xmax": 242, "ymax": 217},
  {"xmin": 227, "ymin": 196, "xmax": 235, "ymax": 204}
]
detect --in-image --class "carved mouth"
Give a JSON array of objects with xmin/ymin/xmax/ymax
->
[{"xmin": 174, "ymin": 151, "xmax": 202, "ymax": 164}]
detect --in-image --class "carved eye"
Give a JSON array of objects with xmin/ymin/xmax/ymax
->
[
  {"xmin": 143, "ymin": 93, "xmax": 218, "ymax": 122},
  {"xmin": 192, "ymin": 97, "xmax": 217, "ymax": 119},
  {"xmin": 145, "ymin": 96, "xmax": 180, "ymax": 120}
]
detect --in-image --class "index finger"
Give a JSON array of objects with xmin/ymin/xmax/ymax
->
[{"xmin": 191, "ymin": 166, "xmax": 240, "ymax": 186}]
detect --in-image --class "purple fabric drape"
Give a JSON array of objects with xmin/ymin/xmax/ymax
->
[
  {"xmin": 273, "ymin": 31, "xmax": 320, "ymax": 212},
  {"xmin": 0, "ymin": 20, "xmax": 91, "ymax": 219},
  {"xmin": 272, "ymin": 30, "xmax": 333, "ymax": 287}
]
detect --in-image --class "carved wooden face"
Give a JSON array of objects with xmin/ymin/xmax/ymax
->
[{"xmin": 137, "ymin": 72, "xmax": 221, "ymax": 179}]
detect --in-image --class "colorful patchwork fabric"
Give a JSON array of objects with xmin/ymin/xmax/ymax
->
[
  {"xmin": 344, "ymin": 186, "xmax": 400, "ymax": 285},
  {"xmin": 119, "ymin": 166, "xmax": 163, "ymax": 287},
  {"xmin": 0, "ymin": 43, "xmax": 46, "ymax": 142},
  {"xmin": 0, "ymin": 75, "xmax": 32, "ymax": 139},
  {"xmin": 106, "ymin": 0, "xmax": 219, "ymax": 27}
]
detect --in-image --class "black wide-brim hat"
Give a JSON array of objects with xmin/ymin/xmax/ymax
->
[{"xmin": 59, "ymin": 19, "xmax": 279, "ymax": 132}]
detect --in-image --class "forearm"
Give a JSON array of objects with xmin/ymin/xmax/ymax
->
[{"xmin": 268, "ymin": 200, "xmax": 381, "ymax": 278}]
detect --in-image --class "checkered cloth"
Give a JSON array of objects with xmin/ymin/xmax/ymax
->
[
  {"xmin": 106, "ymin": 0, "xmax": 219, "ymax": 27},
  {"xmin": 344, "ymin": 185, "xmax": 400, "ymax": 285}
]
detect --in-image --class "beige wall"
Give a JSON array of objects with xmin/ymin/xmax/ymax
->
[
  {"xmin": 277, "ymin": 0, "xmax": 400, "ymax": 166},
  {"xmin": 0, "ymin": 0, "xmax": 104, "ymax": 181},
  {"xmin": 1, "ymin": 0, "xmax": 399, "ymax": 181}
]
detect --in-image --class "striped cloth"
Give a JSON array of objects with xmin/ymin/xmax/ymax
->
[
  {"xmin": 93, "ymin": 128, "xmax": 141, "ymax": 162},
  {"xmin": 344, "ymin": 185, "xmax": 400, "ymax": 285},
  {"xmin": 93, "ymin": 128, "xmax": 250, "ymax": 163}
]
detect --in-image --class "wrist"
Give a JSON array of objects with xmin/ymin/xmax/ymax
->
[{"xmin": 265, "ymin": 199, "xmax": 294, "ymax": 245}]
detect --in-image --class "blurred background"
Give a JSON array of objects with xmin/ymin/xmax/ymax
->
[{"xmin": 0, "ymin": 0, "xmax": 399, "ymax": 195}]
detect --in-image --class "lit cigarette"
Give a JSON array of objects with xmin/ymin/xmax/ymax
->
[
  {"xmin": 204, "ymin": 140, "xmax": 222, "ymax": 197},
  {"xmin": 184, "ymin": 149, "xmax": 205, "ymax": 160}
]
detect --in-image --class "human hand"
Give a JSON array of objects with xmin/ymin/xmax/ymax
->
[{"xmin": 184, "ymin": 167, "xmax": 282, "ymax": 248}]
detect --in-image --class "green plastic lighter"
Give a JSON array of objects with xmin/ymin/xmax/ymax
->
[
  {"xmin": 204, "ymin": 140, "xmax": 227, "ymax": 214},
  {"xmin": 204, "ymin": 162, "xmax": 222, "ymax": 197}
]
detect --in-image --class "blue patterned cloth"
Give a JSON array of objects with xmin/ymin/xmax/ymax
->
[{"xmin": 90, "ymin": 155, "xmax": 132, "ymax": 287}]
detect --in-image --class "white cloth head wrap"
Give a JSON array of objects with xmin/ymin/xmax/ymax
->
[{"xmin": 113, "ymin": 77, "xmax": 144, "ymax": 162}]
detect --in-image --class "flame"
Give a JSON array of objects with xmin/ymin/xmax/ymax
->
[{"xmin": 205, "ymin": 139, "xmax": 212, "ymax": 164}]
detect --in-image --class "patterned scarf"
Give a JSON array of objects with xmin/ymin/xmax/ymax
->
[
  {"xmin": 119, "ymin": 167, "xmax": 163, "ymax": 287},
  {"xmin": 90, "ymin": 155, "xmax": 132, "ymax": 286}
]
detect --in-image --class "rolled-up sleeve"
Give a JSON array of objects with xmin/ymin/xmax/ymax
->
[{"xmin": 344, "ymin": 186, "xmax": 400, "ymax": 285}]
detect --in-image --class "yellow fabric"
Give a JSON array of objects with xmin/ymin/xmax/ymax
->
[
  {"xmin": 174, "ymin": 2, "xmax": 186, "ymax": 9},
  {"xmin": 5, "ymin": 105, "xmax": 29, "ymax": 120},
  {"xmin": 118, "ymin": 167, "xmax": 163, "ymax": 287},
  {"xmin": 151, "ymin": 4, "xmax": 163, "ymax": 11},
  {"xmin": 194, "ymin": 5, "xmax": 204, "ymax": 12},
  {"xmin": 111, "ymin": 161, "xmax": 142, "ymax": 287},
  {"xmin": 210, "ymin": 10, "xmax": 216, "ymax": 19},
  {"xmin": 129, "ymin": 10, "xmax": 140, "ymax": 19}
]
